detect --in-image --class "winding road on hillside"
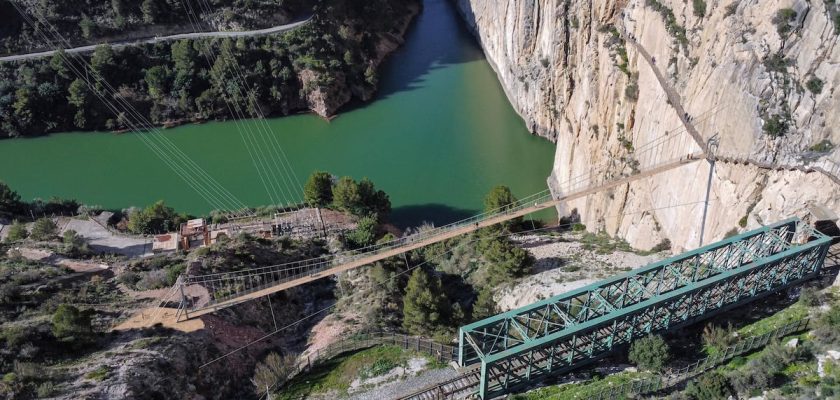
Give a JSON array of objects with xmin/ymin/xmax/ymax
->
[{"xmin": 0, "ymin": 15, "xmax": 312, "ymax": 63}]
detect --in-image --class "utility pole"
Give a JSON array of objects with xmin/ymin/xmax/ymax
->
[{"xmin": 699, "ymin": 135, "xmax": 719, "ymax": 247}]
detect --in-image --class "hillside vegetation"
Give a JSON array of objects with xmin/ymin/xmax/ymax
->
[{"xmin": 0, "ymin": 0, "xmax": 420, "ymax": 137}]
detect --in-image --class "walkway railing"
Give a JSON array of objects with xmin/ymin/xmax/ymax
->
[
  {"xmin": 180, "ymin": 131, "xmax": 704, "ymax": 317},
  {"xmin": 713, "ymin": 151, "xmax": 840, "ymax": 186},
  {"xmin": 286, "ymin": 332, "xmax": 455, "ymax": 383}
]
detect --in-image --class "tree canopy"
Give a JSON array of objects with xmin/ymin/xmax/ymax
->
[
  {"xmin": 0, "ymin": 182, "xmax": 23, "ymax": 219},
  {"xmin": 402, "ymin": 268, "xmax": 450, "ymax": 336},
  {"xmin": 303, "ymin": 171, "xmax": 334, "ymax": 207},
  {"xmin": 52, "ymin": 304, "xmax": 92, "ymax": 342},
  {"xmin": 628, "ymin": 334, "xmax": 670, "ymax": 371},
  {"xmin": 127, "ymin": 201, "xmax": 187, "ymax": 234}
]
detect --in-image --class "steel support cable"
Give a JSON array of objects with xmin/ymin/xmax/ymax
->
[
  {"xmin": 12, "ymin": 6, "xmax": 252, "ymax": 218},
  {"xmin": 185, "ymin": 149, "xmax": 704, "ymax": 290},
  {"xmin": 188, "ymin": 197, "xmax": 720, "ymax": 324},
  {"xmin": 192, "ymin": 0, "xmax": 308, "ymax": 207},
  {"xmin": 555, "ymin": 101, "xmax": 727, "ymax": 193},
  {"xmin": 202, "ymin": 198, "xmax": 725, "ymax": 400},
  {"xmin": 182, "ymin": 188, "xmax": 558, "ymax": 283},
  {"xmin": 175, "ymin": 1, "xmax": 289, "ymax": 209},
  {"xmin": 12, "ymin": 6, "xmax": 241, "ymax": 214},
  {"xmin": 184, "ymin": 0, "xmax": 305, "ymax": 210}
]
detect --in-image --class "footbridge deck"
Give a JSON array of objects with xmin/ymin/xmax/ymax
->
[{"xmin": 177, "ymin": 153, "xmax": 704, "ymax": 319}]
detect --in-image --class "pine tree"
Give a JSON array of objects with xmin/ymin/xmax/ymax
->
[
  {"xmin": 303, "ymin": 171, "xmax": 333, "ymax": 207},
  {"xmin": 472, "ymin": 288, "xmax": 498, "ymax": 321},
  {"xmin": 332, "ymin": 176, "xmax": 361, "ymax": 213},
  {"xmin": 402, "ymin": 268, "xmax": 448, "ymax": 336},
  {"xmin": 483, "ymin": 185, "xmax": 521, "ymax": 231}
]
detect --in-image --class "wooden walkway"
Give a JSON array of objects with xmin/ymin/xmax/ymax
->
[{"xmin": 182, "ymin": 155, "xmax": 704, "ymax": 319}]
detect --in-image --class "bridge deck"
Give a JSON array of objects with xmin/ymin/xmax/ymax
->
[{"xmin": 182, "ymin": 156, "xmax": 704, "ymax": 319}]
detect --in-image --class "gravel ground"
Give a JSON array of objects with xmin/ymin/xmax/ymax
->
[
  {"xmin": 62, "ymin": 217, "xmax": 153, "ymax": 258},
  {"xmin": 346, "ymin": 365, "xmax": 461, "ymax": 400},
  {"xmin": 496, "ymin": 233, "xmax": 665, "ymax": 310}
]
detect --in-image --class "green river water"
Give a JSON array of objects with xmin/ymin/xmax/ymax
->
[{"xmin": 0, "ymin": 0, "xmax": 556, "ymax": 229}]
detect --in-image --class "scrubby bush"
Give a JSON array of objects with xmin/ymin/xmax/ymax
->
[
  {"xmin": 806, "ymin": 77, "xmax": 824, "ymax": 94},
  {"xmin": 702, "ymin": 323, "xmax": 735, "ymax": 354},
  {"xmin": 685, "ymin": 371, "xmax": 732, "ymax": 400},
  {"xmin": 693, "ymin": 0, "xmax": 707, "ymax": 17},
  {"xmin": 629, "ymin": 334, "xmax": 670, "ymax": 371},
  {"xmin": 29, "ymin": 218, "xmax": 57, "ymax": 241},
  {"xmin": 345, "ymin": 215, "xmax": 379, "ymax": 249},
  {"xmin": 798, "ymin": 286, "xmax": 822, "ymax": 307},
  {"xmin": 252, "ymin": 352, "xmax": 297, "ymax": 396},
  {"xmin": 63, "ymin": 229, "xmax": 91, "ymax": 257},
  {"xmin": 762, "ymin": 114, "xmax": 788, "ymax": 137},
  {"xmin": 5, "ymin": 221, "xmax": 28, "ymax": 242},
  {"xmin": 51, "ymin": 304, "xmax": 92, "ymax": 342},
  {"xmin": 772, "ymin": 8, "xmax": 797, "ymax": 35}
]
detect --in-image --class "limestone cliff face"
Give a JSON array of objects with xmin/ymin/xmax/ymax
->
[{"xmin": 454, "ymin": 0, "xmax": 840, "ymax": 251}]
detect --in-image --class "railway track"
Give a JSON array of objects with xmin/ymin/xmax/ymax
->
[{"xmin": 398, "ymin": 368, "xmax": 481, "ymax": 400}]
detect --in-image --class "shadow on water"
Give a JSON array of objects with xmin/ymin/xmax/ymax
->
[
  {"xmin": 348, "ymin": 0, "xmax": 485, "ymax": 112},
  {"xmin": 390, "ymin": 203, "xmax": 476, "ymax": 230}
]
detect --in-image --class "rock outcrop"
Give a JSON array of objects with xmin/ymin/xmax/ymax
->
[{"xmin": 454, "ymin": 0, "xmax": 840, "ymax": 251}]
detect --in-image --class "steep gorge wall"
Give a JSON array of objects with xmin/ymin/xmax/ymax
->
[{"xmin": 454, "ymin": 0, "xmax": 840, "ymax": 251}]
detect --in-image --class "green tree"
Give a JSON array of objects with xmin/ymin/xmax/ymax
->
[
  {"xmin": 357, "ymin": 177, "xmax": 391, "ymax": 220},
  {"xmin": 79, "ymin": 14, "xmax": 95, "ymax": 39},
  {"xmin": 63, "ymin": 230, "xmax": 91, "ymax": 257},
  {"xmin": 90, "ymin": 45, "xmax": 115, "ymax": 79},
  {"xmin": 402, "ymin": 268, "xmax": 449, "ymax": 336},
  {"xmin": 5, "ymin": 221, "xmax": 28, "ymax": 242},
  {"xmin": 628, "ymin": 334, "xmax": 670, "ymax": 371},
  {"xmin": 345, "ymin": 215, "xmax": 378, "ymax": 249},
  {"xmin": 332, "ymin": 176, "xmax": 361, "ymax": 213},
  {"xmin": 51, "ymin": 304, "xmax": 92, "ymax": 342},
  {"xmin": 30, "ymin": 217, "xmax": 57, "ymax": 241},
  {"xmin": 68, "ymin": 78, "xmax": 89, "ymax": 128},
  {"xmin": 471, "ymin": 288, "xmax": 497, "ymax": 321},
  {"xmin": 484, "ymin": 238, "xmax": 533, "ymax": 285},
  {"xmin": 111, "ymin": 0, "xmax": 126, "ymax": 28},
  {"xmin": 141, "ymin": 0, "xmax": 159, "ymax": 23},
  {"xmin": 685, "ymin": 372, "xmax": 732, "ymax": 400},
  {"xmin": 0, "ymin": 182, "xmax": 23, "ymax": 218},
  {"xmin": 12, "ymin": 87, "xmax": 34, "ymax": 129},
  {"xmin": 50, "ymin": 49, "xmax": 70, "ymax": 79},
  {"xmin": 303, "ymin": 171, "xmax": 333, "ymax": 207},
  {"xmin": 145, "ymin": 65, "xmax": 169, "ymax": 99},
  {"xmin": 127, "ymin": 201, "xmax": 184, "ymax": 234},
  {"xmin": 484, "ymin": 185, "xmax": 520, "ymax": 230}
]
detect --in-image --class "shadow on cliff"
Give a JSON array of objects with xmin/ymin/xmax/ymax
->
[
  {"xmin": 390, "ymin": 203, "xmax": 476, "ymax": 230},
  {"xmin": 344, "ymin": 0, "xmax": 486, "ymax": 113}
]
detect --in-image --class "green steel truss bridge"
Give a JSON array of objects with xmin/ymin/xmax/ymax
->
[{"xmin": 456, "ymin": 218, "xmax": 832, "ymax": 398}]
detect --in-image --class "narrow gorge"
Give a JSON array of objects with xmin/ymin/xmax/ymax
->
[{"xmin": 454, "ymin": 0, "xmax": 840, "ymax": 251}]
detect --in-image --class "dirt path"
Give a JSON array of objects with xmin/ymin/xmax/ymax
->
[{"xmin": 16, "ymin": 247, "xmax": 109, "ymax": 273}]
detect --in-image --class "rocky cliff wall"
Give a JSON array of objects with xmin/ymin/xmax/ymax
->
[{"xmin": 454, "ymin": 0, "xmax": 840, "ymax": 251}]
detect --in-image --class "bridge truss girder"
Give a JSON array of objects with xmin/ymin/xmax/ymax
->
[{"xmin": 458, "ymin": 219, "xmax": 831, "ymax": 398}]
